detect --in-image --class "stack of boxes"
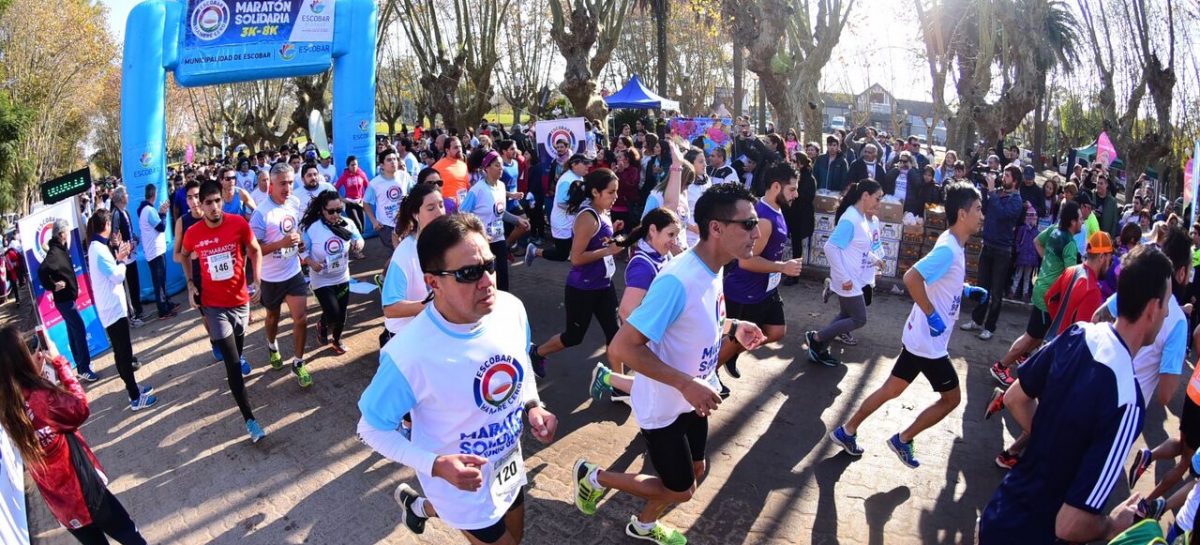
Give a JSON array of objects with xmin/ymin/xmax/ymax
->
[
  {"xmin": 803, "ymin": 192, "xmax": 903, "ymax": 279},
  {"xmin": 897, "ymin": 204, "xmax": 982, "ymax": 284}
]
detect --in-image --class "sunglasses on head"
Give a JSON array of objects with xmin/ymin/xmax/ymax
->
[
  {"xmin": 717, "ymin": 217, "xmax": 760, "ymax": 231},
  {"xmin": 431, "ymin": 259, "xmax": 496, "ymax": 283}
]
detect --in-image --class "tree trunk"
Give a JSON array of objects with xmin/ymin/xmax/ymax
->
[
  {"xmin": 1031, "ymin": 84, "xmax": 1046, "ymax": 170},
  {"xmin": 733, "ymin": 45, "xmax": 744, "ymax": 118}
]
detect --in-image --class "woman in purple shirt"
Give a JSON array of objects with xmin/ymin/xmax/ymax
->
[{"xmin": 528, "ymin": 170, "xmax": 625, "ymax": 379}]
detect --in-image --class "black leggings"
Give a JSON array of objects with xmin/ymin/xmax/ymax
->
[
  {"xmin": 344, "ymin": 201, "xmax": 366, "ymax": 233},
  {"xmin": 104, "ymin": 318, "xmax": 141, "ymax": 401},
  {"xmin": 560, "ymin": 285, "xmax": 620, "ymax": 348},
  {"xmin": 541, "ymin": 236, "xmax": 572, "ymax": 262},
  {"xmin": 214, "ymin": 331, "xmax": 254, "ymax": 422},
  {"xmin": 65, "ymin": 490, "xmax": 147, "ymax": 545},
  {"xmin": 314, "ymin": 283, "xmax": 350, "ymax": 342}
]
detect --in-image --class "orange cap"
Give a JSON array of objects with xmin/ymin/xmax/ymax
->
[{"xmin": 1086, "ymin": 231, "xmax": 1114, "ymax": 255}]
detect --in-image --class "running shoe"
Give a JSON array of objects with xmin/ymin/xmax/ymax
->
[
  {"xmin": 330, "ymin": 340, "xmax": 347, "ymax": 356},
  {"xmin": 211, "ymin": 342, "xmax": 223, "ymax": 362},
  {"xmin": 240, "ymin": 356, "xmax": 251, "ymax": 377},
  {"xmin": 959, "ymin": 320, "xmax": 981, "ymax": 332},
  {"xmin": 528, "ymin": 344, "xmax": 547, "ymax": 378},
  {"xmin": 625, "ymin": 516, "xmax": 687, "ymax": 545},
  {"xmin": 835, "ymin": 332, "xmax": 859, "ymax": 346},
  {"xmin": 78, "ymin": 370, "xmax": 100, "ymax": 383},
  {"xmin": 524, "ymin": 243, "xmax": 537, "ymax": 267},
  {"xmin": 317, "ymin": 321, "xmax": 329, "ymax": 346},
  {"xmin": 129, "ymin": 316, "xmax": 145, "ymax": 328},
  {"xmin": 989, "ymin": 361, "xmax": 1015, "ymax": 388},
  {"xmin": 590, "ymin": 363, "xmax": 614, "ymax": 401},
  {"xmin": 572, "ymin": 458, "xmax": 606, "ymax": 515},
  {"xmin": 725, "ymin": 357, "xmax": 741, "ymax": 379},
  {"xmin": 978, "ymin": 329, "xmax": 993, "ymax": 340},
  {"xmin": 158, "ymin": 309, "xmax": 178, "ymax": 320},
  {"xmin": 830, "ymin": 426, "xmax": 864, "ymax": 457},
  {"xmin": 984, "ymin": 387, "xmax": 1006, "ymax": 420},
  {"xmin": 995, "ymin": 450, "xmax": 1019, "ymax": 470},
  {"xmin": 130, "ymin": 392, "xmax": 158, "ymax": 412},
  {"xmin": 821, "ymin": 277, "xmax": 832, "ymax": 304},
  {"xmin": 246, "ymin": 419, "xmax": 266, "ymax": 443},
  {"xmin": 268, "ymin": 350, "xmax": 283, "ymax": 371},
  {"xmin": 719, "ymin": 380, "xmax": 731, "ymax": 399},
  {"xmin": 393, "ymin": 483, "xmax": 427, "ymax": 535},
  {"xmin": 887, "ymin": 434, "xmax": 920, "ymax": 468},
  {"xmin": 139, "ymin": 385, "xmax": 154, "ymax": 395},
  {"xmin": 1129, "ymin": 447, "xmax": 1153, "ymax": 487},
  {"xmin": 805, "ymin": 330, "xmax": 840, "ymax": 367},
  {"xmin": 1139, "ymin": 497, "xmax": 1167, "ymax": 521},
  {"xmin": 294, "ymin": 364, "xmax": 313, "ymax": 388}
]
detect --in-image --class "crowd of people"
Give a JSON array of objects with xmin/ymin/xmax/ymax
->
[{"xmin": 2, "ymin": 115, "xmax": 1199, "ymax": 545}]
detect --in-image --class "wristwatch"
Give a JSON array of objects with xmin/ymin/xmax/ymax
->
[
  {"xmin": 726, "ymin": 319, "xmax": 741, "ymax": 341},
  {"xmin": 524, "ymin": 399, "xmax": 546, "ymax": 412}
]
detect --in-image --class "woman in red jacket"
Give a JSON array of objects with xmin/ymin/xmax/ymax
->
[{"xmin": 0, "ymin": 326, "xmax": 147, "ymax": 544}]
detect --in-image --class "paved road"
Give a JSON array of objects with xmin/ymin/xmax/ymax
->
[{"xmin": 19, "ymin": 244, "xmax": 1182, "ymax": 544}]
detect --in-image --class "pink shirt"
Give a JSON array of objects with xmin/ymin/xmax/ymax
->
[{"xmin": 336, "ymin": 167, "xmax": 369, "ymax": 200}]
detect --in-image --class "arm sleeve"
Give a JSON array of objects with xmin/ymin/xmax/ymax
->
[
  {"xmin": 1015, "ymin": 335, "xmax": 1059, "ymax": 399},
  {"xmin": 380, "ymin": 259, "xmax": 410, "ymax": 306},
  {"xmin": 249, "ymin": 211, "xmax": 268, "ymax": 241},
  {"xmin": 150, "ymin": 209, "xmax": 166, "ymax": 232},
  {"xmin": 363, "ymin": 184, "xmax": 376, "ymax": 206},
  {"xmin": 96, "ymin": 250, "xmax": 125, "ymax": 284},
  {"xmin": 460, "ymin": 187, "xmax": 478, "ymax": 214},
  {"xmin": 40, "ymin": 356, "xmax": 90, "ymax": 431},
  {"xmin": 302, "ymin": 231, "xmax": 314, "ymax": 260},
  {"xmin": 912, "ymin": 244, "xmax": 955, "ymax": 284},
  {"xmin": 626, "ymin": 275, "xmax": 688, "ymax": 343},
  {"xmin": 1105, "ymin": 294, "xmax": 1117, "ymax": 317},
  {"xmin": 357, "ymin": 354, "xmax": 438, "ymax": 477},
  {"xmin": 1160, "ymin": 319, "xmax": 1188, "ymax": 376},
  {"xmin": 1064, "ymin": 401, "xmax": 1140, "ymax": 513},
  {"xmin": 828, "ymin": 216, "xmax": 856, "ymax": 249}
]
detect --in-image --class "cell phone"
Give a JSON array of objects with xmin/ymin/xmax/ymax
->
[{"xmin": 611, "ymin": 234, "xmax": 627, "ymax": 245}]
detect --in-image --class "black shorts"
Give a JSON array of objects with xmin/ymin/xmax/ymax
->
[
  {"xmin": 1182, "ymin": 399, "xmax": 1200, "ymax": 451},
  {"xmin": 464, "ymin": 487, "xmax": 525, "ymax": 543},
  {"xmin": 726, "ymin": 291, "xmax": 786, "ymax": 327},
  {"xmin": 1026, "ymin": 307, "xmax": 1052, "ymax": 339},
  {"xmin": 890, "ymin": 347, "xmax": 959, "ymax": 392},
  {"xmin": 260, "ymin": 272, "xmax": 307, "ymax": 310},
  {"xmin": 642, "ymin": 411, "xmax": 708, "ymax": 493}
]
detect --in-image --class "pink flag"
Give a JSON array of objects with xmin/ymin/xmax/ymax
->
[
  {"xmin": 1096, "ymin": 131, "xmax": 1117, "ymax": 167},
  {"xmin": 185, "ymin": 143, "xmax": 195, "ymax": 164}
]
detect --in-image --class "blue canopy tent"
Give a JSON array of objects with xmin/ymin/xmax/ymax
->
[{"xmin": 604, "ymin": 74, "xmax": 680, "ymax": 112}]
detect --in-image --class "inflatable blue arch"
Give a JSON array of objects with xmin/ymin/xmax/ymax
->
[{"xmin": 120, "ymin": 0, "xmax": 377, "ymax": 299}]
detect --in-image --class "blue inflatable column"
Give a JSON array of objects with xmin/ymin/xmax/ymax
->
[
  {"xmin": 120, "ymin": 0, "xmax": 186, "ymax": 303},
  {"xmin": 332, "ymin": 0, "xmax": 378, "ymax": 235}
]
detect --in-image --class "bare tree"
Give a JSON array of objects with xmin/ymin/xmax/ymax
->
[
  {"xmin": 496, "ymin": 0, "xmax": 557, "ymax": 124},
  {"xmin": 723, "ymin": 0, "xmax": 854, "ymax": 136},
  {"xmin": 186, "ymin": 79, "xmax": 298, "ymax": 152},
  {"xmin": 549, "ymin": 0, "xmax": 635, "ymax": 120}
]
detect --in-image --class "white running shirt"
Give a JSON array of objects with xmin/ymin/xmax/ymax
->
[
  {"xmin": 302, "ymin": 220, "xmax": 362, "ymax": 289},
  {"xmin": 381, "ymin": 235, "xmax": 428, "ymax": 333},
  {"xmin": 902, "ymin": 230, "xmax": 965, "ymax": 359},
  {"xmin": 824, "ymin": 205, "xmax": 874, "ymax": 297},
  {"xmin": 365, "ymin": 172, "xmax": 413, "ymax": 228},
  {"xmin": 249, "ymin": 196, "xmax": 304, "ymax": 283}
]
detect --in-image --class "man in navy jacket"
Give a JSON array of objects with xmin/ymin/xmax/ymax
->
[{"xmin": 961, "ymin": 164, "xmax": 1025, "ymax": 339}]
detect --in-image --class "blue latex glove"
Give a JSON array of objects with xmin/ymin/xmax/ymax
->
[
  {"xmin": 1191, "ymin": 449, "xmax": 1200, "ymax": 478},
  {"xmin": 963, "ymin": 284, "xmax": 989, "ymax": 304},
  {"xmin": 926, "ymin": 311, "xmax": 947, "ymax": 337}
]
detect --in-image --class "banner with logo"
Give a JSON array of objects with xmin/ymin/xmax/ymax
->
[
  {"xmin": 669, "ymin": 117, "xmax": 733, "ymax": 156},
  {"xmin": 0, "ymin": 428, "xmax": 29, "ymax": 545},
  {"xmin": 176, "ymin": 0, "xmax": 336, "ymax": 85},
  {"xmin": 16, "ymin": 200, "xmax": 110, "ymax": 369},
  {"xmin": 536, "ymin": 117, "xmax": 586, "ymax": 166},
  {"xmin": 1190, "ymin": 142, "xmax": 1200, "ymax": 227}
]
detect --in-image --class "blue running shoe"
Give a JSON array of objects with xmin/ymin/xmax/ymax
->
[
  {"xmin": 523, "ymin": 243, "xmax": 537, "ymax": 267},
  {"xmin": 830, "ymin": 426, "xmax": 863, "ymax": 457},
  {"xmin": 130, "ymin": 393, "xmax": 158, "ymax": 412},
  {"xmin": 887, "ymin": 434, "xmax": 920, "ymax": 468},
  {"xmin": 590, "ymin": 363, "xmax": 614, "ymax": 401},
  {"xmin": 240, "ymin": 356, "xmax": 251, "ymax": 377},
  {"xmin": 78, "ymin": 370, "xmax": 100, "ymax": 383},
  {"xmin": 246, "ymin": 419, "xmax": 266, "ymax": 443},
  {"xmin": 211, "ymin": 342, "xmax": 223, "ymax": 362},
  {"xmin": 140, "ymin": 385, "xmax": 154, "ymax": 396}
]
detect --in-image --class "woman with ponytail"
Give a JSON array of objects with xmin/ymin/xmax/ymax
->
[
  {"xmin": 587, "ymin": 207, "xmax": 682, "ymax": 403},
  {"xmin": 805, "ymin": 179, "xmax": 883, "ymax": 367},
  {"xmin": 380, "ymin": 183, "xmax": 445, "ymax": 344},
  {"xmin": 528, "ymin": 169, "xmax": 624, "ymax": 379},
  {"xmin": 301, "ymin": 190, "xmax": 364, "ymax": 355},
  {"xmin": 0, "ymin": 326, "xmax": 150, "ymax": 544},
  {"xmin": 640, "ymin": 140, "xmax": 690, "ymax": 253}
]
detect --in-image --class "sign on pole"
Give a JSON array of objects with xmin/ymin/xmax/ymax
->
[
  {"xmin": 16, "ymin": 199, "xmax": 110, "ymax": 369},
  {"xmin": 536, "ymin": 118, "xmax": 586, "ymax": 165},
  {"xmin": 39, "ymin": 168, "xmax": 92, "ymax": 205}
]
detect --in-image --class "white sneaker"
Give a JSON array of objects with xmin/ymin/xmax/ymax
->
[
  {"xmin": 978, "ymin": 330, "xmax": 993, "ymax": 340},
  {"xmin": 960, "ymin": 321, "xmax": 981, "ymax": 332}
]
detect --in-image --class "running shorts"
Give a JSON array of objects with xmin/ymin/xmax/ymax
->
[
  {"xmin": 1025, "ymin": 307, "xmax": 1052, "ymax": 339},
  {"xmin": 202, "ymin": 304, "xmax": 249, "ymax": 340},
  {"xmin": 890, "ymin": 346, "xmax": 959, "ymax": 392},
  {"xmin": 1182, "ymin": 398, "xmax": 1200, "ymax": 451},
  {"xmin": 726, "ymin": 290, "xmax": 786, "ymax": 327},
  {"xmin": 641, "ymin": 411, "xmax": 708, "ymax": 493},
  {"xmin": 260, "ymin": 272, "xmax": 307, "ymax": 310},
  {"xmin": 464, "ymin": 487, "xmax": 525, "ymax": 543}
]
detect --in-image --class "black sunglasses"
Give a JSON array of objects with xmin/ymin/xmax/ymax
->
[
  {"xmin": 431, "ymin": 259, "xmax": 497, "ymax": 283},
  {"xmin": 717, "ymin": 217, "xmax": 760, "ymax": 231},
  {"xmin": 223, "ymin": 175, "xmax": 237, "ymax": 180},
  {"xmin": 325, "ymin": 207, "xmax": 344, "ymax": 214}
]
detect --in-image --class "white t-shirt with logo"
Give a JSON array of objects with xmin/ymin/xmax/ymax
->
[
  {"xmin": 236, "ymin": 170, "xmax": 257, "ymax": 192},
  {"xmin": 137, "ymin": 203, "xmax": 169, "ymax": 261},
  {"xmin": 381, "ymin": 235, "xmax": 428, "ymax": 333},
  {"xmin": 293, "ymin": 181, "xmax": 337, "ymax": 217},
  {"xmin": 357, "ymin": 292, "xmax": 538, "ymax": 531},
  {"xmin": 894, "ymin": 169, "xmax": 910, "ymax": 201},
  {"xmin": 461, "ymin": 179, "xmax": 509, "ymax": 243},
  {"xmin": 250, "ymin": 188, "xmax": 270, "ymax": 208},
  {"xmin": 317, "ymin": 163, "xmax": 337, "ymax": 184},
  {"xmin": 902, "ymin": 230, "xmax": 965, "ymax": 359},
  {"xmin": 685, "ymin": 178, "xmax": 712, "ymax": 248},
  {"xmin": 249, "ymin": 196, "xmax": 304, "ymax": 283},
  {"xmin": 626, "ymin": 250, "xmax": 724, "ymax": 429},
  {"xmin": 824, "ymin": 206, "xmax": 875, "ymax": 297},
  {"xmin": 549, "ymin": 170, "xmax": 582, "ymax": 240},
  {"xmin": 365, "ymin": 172, "xmax": 414, "ymax": 228},
  {"xmin": 303, "ymin": 220, "xmax": 362, "ymax": 289}
]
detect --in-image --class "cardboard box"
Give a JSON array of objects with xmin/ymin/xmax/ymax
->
[
  {"xmin": 880, "ymin": 258, "xmax": 897, "ymax": 277},
  {"xmin": 880, "ymin": 222, "xmax": 902, "ymax": 241},
  {"xmin": 878, "ymin": 201, "xmax": 904, "ymax": 223},
  {"xmin": 814, "ymin": 213, "xmax": 836, "ymax": 234},
  {"xmin": 900, "ymin": 241, "xmax": 924, "ymax": 259},
  {"xmin": 814, "ymin": 194, "xmax": 840, "ymax": 213},
  {"xmin": 880, "ymin": 239, "xmax": 900, "ymax": 259}
]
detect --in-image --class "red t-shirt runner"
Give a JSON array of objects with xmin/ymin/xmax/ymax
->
[
  {"xmin": 1044, "ymin": 263, "xmax": 1103, "ymax": 337},
  {"xmin": 182, "ymin": 214, "xmax": 254, "ymax": 308}
]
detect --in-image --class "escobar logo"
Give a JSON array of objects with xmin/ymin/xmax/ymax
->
[
  {"xmin": 140, "ymin": 151, "xmax": 154, "ymax": 168},
  {"xmin": 190, "ymin": 0, "xmax": 230, "ymax": 41},
  {"xmin": 309, "ymin": 0, "xmax": 327, "ymax": 13},
  {"xmin": 386, "ymin": 186, "xmax": 402, "ymax": 202},
  {"xmin": 279, "ymin": 215, "xmax": 296, "ymax": 233},
  {"xmin": 279, "ymin": 43, "xmax": 296, "ymax": 61},
  {"xmin": 473, "ymin": 354, "xmax": 523, "ymax": 414},
  {"xmin": 323, "ymin": 237, "xmax": 343, "ymax": 256},
  {"xmin": 32, "ymin": 218, "xmax": 59, "ymax": 261}
]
